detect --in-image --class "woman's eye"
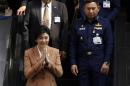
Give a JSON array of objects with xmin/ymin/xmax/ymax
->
[{"xmin": 44, "ymin": 36, "xmax": 48, "ymax": 39}]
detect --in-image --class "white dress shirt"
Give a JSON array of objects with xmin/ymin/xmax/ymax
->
[{"xmin": 41, "ymin": 1, "xmax": 52, "ymax": 29}]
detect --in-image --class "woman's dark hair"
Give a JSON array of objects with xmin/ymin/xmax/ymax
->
[{"xmin": 35, "ymin": 25, "xmax": 50, "ymax": 40}]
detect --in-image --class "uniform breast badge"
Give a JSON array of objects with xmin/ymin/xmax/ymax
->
[
  {"xmin": 79, "ymin": 25, "xmax": 86, "ymax": 31},
  {"xmin": 94, "ymin": 23, "xmax": 102, "ymax": 30}
]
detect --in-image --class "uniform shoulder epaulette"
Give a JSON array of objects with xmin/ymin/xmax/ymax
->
[
  {"xmin": 75, "ymin": 18, "xmax": 84, "ymax": 25},
  {"xmin": 98, "ymin": 16, "xmax": 110, "ymax": 24}
]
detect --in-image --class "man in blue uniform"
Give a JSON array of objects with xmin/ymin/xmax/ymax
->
[{"xmin": 70, "ymin": 0, "xmax": 113, "ymax": 86}]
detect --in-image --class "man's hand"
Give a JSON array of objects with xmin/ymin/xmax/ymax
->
[
  {"xmin": 71, "ymin": 65, "xmax": 78, "ymax": 76},
  {"xmin": 59, "ymin": 51, "xmax": 66, "ymax": 61},
  {"xmin": 100, "ymin": 62, "xmax": 110, "ymax": 75},
  {"xmin": 17, "ymin": 6, "xmax": 26, "ymax": 15}
]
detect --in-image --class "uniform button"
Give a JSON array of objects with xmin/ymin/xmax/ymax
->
[
  {"xmin": 80, "ymin": 36, "xmax": 83, "ymax": 40},
  {"xmin": 86, "ymin": 52, "xmax": 92, "ymax": 55}
]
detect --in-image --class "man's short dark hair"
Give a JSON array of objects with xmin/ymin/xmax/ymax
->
[{"xmin": 83, "ymin": 0, "xmax": 100, "ymax": 6}]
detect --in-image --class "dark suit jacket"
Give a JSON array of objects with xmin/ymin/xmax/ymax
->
[{"xmin": 24, "ymin": 0, "xmax": 68, "ymax": 51}]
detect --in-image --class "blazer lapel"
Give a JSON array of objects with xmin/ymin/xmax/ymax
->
[
  {"xmin": 33, "ymin": 46, "xmax": 41, "ymax": 62},
  {"xmin": 46, "ymin": 46, "xmax": 53, "ymax": 62}
]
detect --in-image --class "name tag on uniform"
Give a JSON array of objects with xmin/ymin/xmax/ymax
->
[
  {"xmin": 103, "ymin": 1, "xmax": 110, "ymax": 8},
  {"xmin": 93, "ymin": 37, "xmax": 102, "ymax": 44},
  {"xmin": 54, "ymin": 16, "xmax": 61, "ymax": 23}
]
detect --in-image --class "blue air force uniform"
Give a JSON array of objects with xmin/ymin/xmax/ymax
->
[{"xmin": 70, "ymin": 17, "xmax": 113, "ymax": 86}]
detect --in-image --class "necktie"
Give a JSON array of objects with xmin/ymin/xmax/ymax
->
[{"xmin": 43, "ymin": 3, "xmax": 49, "ymax": 27}]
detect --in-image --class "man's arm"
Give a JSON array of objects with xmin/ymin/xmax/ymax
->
[
  {"xmin": 17, "ymin": 0, "xmax": 28, "ymax": 15},
  {"xmin": 21, "ymin": 0, "xmax": 28, "ymax": 6},
  {"xmin": 69, "ymin": 25, "xmax": 78, "ymax": 65},
  {"xmin": 23, "ymin": 2, "xmax": 31, "ymax": 49},
  {"xmin": 104, "ymin": 20, "xmax": 113, "ymax": 63},
  {"xmin": 60, "ymin": 3, "xmax": 68, "ymax": 51},
  {"xmin": 100, "ymin": 20, "xmax": 113, "ymax": 75},
  {"xmin": 70, "ymin": 22, "xmax": 79, "ymax": 76},
  {"xmin": 59, "ymin": 3, "xmax": 68, "ymax": 60}
]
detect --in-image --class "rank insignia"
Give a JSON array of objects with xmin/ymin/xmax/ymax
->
[{"xmin": 94, "ymin": 23, "xmax": 102, "ymax": 30}]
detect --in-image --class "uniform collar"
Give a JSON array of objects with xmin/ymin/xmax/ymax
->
[{"xmin": 83, "ymin": 16, "xmax": 99, "ymax": 24}]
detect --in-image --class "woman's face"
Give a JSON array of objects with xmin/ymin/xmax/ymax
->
[{"xmin": 36, "ymin": 33, "xmax": 49, "ymax": 46}]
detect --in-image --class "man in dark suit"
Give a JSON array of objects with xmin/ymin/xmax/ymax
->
[{"xmin": 24, "ymin": 0, "xmax": 68, "ymax": 59}]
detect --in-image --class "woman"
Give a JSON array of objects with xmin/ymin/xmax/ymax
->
[{"xmin": 24, "ymin": 26, "xmax": 63, "ymax": 86}]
